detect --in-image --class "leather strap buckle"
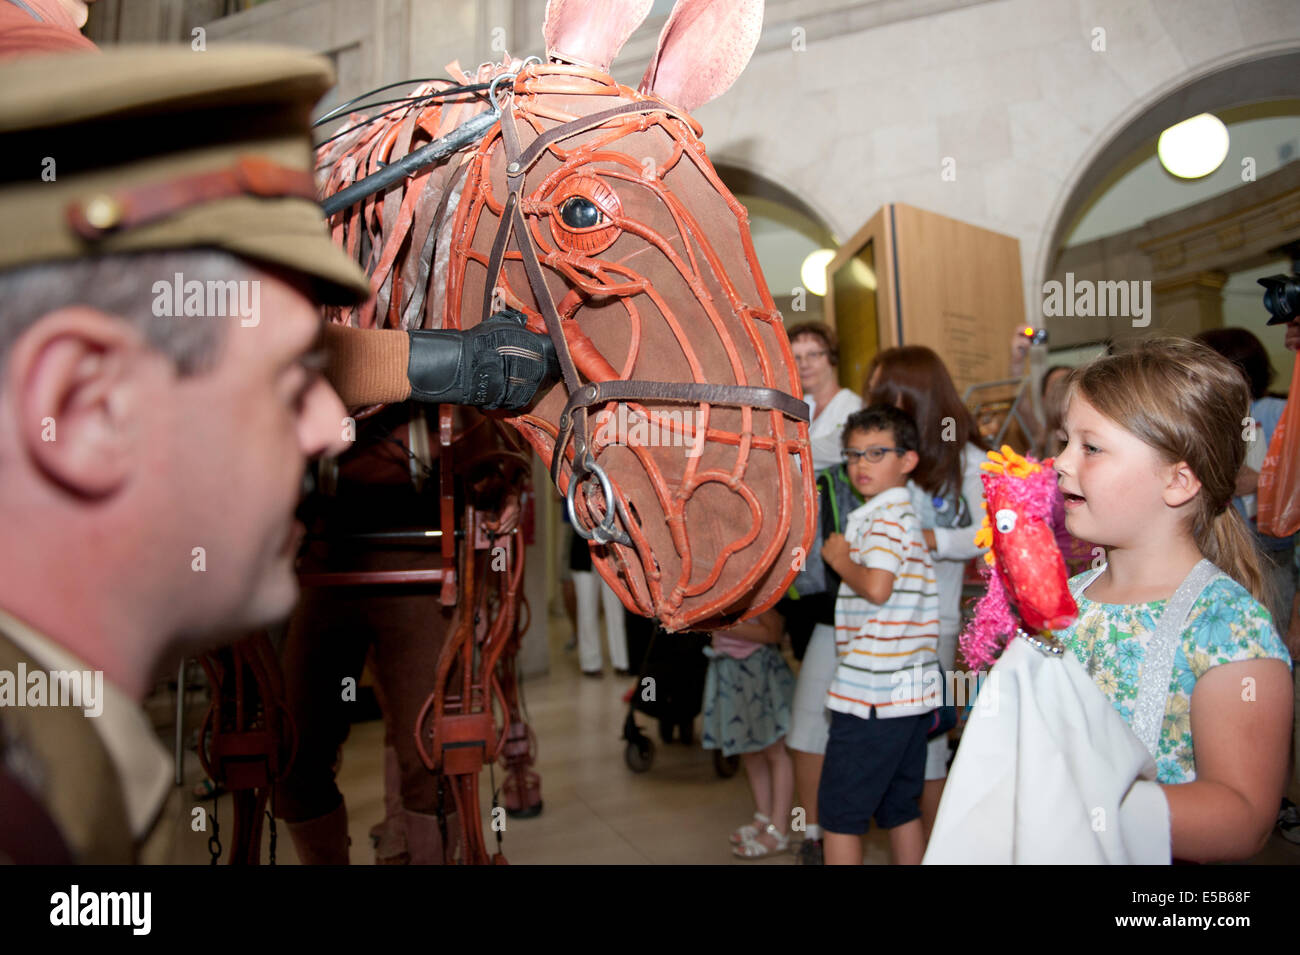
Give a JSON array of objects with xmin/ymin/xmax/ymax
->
[{"xmin": 67, "ymin": 156, "xmax": 317, "ymax": 239}]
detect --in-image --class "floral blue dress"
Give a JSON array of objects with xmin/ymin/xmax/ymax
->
[
  {"xmin": 700, "ymin": 644, "xmax": 795, "ymax": 757},
  {"xmin": 1058, "ymin": 573, "xmax": 1292, "ymax": 783}
]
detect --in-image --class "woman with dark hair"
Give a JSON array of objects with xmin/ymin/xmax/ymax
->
[
  {"xmin": 1197, "ymin": 327, "xmax": 1276, "ymax": 402},
  {"xmin": 864, "ymin": 346, "xmax": 989, "ymax": 845},
  {"xmin": 1195, "ymin": 327, "xmax": 1294, "ymax": 640},
  {"xmin": 1038, "ymin": 364, "xmax": 1074, "ymax": 458}
]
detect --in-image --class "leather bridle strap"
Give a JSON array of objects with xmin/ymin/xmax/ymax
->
[
  {"xmin": 479, "ymin": 99, "xmax": 680, "ymax": 328},
  {"xmin": 513, "ymin": 100, "xmax": 685, "ymax": 174},
  {"xmin": 564, "ymin": 379, "xmax": 810, "ymax": 422},
  {"xmin": 488, "ymin": 91, "xmax": 809, "ymax": 499},
  {"xmin": 554, "ymin": 379, "xmax": 810, "ymax": 479}
]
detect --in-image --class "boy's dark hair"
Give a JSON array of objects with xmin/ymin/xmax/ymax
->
[{"xmin": 842, "ymin": 404, "xmax": 919, "ymax": 454}]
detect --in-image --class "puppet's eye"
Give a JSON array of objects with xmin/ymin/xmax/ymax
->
[
  {"xmin": 560, "ymin": 196, "xmax": 603, "ymax": 229},
  {"xmin": 994, "ymin": 509, "xmax": 1017, "ymax": 533},
  {"xmin": 548, "ymin": 175, "xmax": 622, "ymax": 255}
]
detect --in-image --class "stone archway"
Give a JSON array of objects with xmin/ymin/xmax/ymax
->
[
  {"xmin": 1034, "ymin": 43, "xmax": 1300, "ymax": 303},
  {"xmin": 714, "ymin": 157, "xmax": 841, "ymax": 246}
]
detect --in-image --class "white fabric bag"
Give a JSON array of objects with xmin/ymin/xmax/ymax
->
[
  {"xmin": 921, "ymin": 636, "xmax": 1170, "ymax": 864},
  {"xmin": 923, "ymin": 560, "xmax": 1222, "ymax": 865}
]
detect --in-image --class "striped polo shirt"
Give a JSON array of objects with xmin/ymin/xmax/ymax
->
[{"xmin": 827, "ymin": 485, "xmax": 940, "ymax": 719}]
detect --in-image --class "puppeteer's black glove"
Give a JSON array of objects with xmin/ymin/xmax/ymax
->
[{"xmin": 406, "ymin": 308, "xmax": 560, "ymax": 410}]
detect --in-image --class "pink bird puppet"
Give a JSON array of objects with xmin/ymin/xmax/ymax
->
[{"xmin": 961, "ymin": 446, "xmax": 1079, "ymax": 670}]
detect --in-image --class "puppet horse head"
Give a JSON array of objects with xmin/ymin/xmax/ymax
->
[
  {"xmin": 320, "ymin": 0, "xmax": 814, "ymax": 631},
  {"xmin": 457, "ymin": 13, "xmax": 811, "ymax": 630}
]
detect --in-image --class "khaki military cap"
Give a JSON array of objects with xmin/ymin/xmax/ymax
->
[{"xmin": 0, "ymin": 45, "xmax": 372, "ymax": 304}]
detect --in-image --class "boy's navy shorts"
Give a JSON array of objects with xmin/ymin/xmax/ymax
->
[{"xmin": 818, "ymin": 709, "xmax": 929, "ymax": 835}]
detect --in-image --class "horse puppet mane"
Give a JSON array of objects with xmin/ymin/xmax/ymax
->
[{"xmin": 315, "ymin": 59, "xmax": 514, "ymax": 332}]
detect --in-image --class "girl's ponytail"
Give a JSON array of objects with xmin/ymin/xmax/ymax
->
[{"xmin": 1197, "ymin": 506, "xmax": 1270, "ymax": 607}]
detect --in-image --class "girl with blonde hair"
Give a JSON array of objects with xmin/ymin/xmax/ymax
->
[{"xmin": 1053, "ymin": 338, "xmax": 1292, "ymax": 860}]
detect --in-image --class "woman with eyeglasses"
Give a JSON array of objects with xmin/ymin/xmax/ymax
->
[
  {"xmin": 788, "ymin": 322, "xmax": 864, "ymax": 471},
  {"xmin": 865, "ymin": 346, "xmax": 990, "ymax": 847}
]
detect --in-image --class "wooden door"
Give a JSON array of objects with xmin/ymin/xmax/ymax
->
[
  {"xmin": 823, "ymin": 205, "xmax": 894, "ymax": 395},
  {"xmin": 824, "ymin": 203, "xmax": 1025, "ymax": 397}
]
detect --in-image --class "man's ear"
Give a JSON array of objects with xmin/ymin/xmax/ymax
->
[
  {"xmin": 900, "ymin": 449, "xmax": 919, "ymax": 476},
  {"xmin": 6, "ymin": 306, "xmax": 153, "ymax": 498},
  {"xmin": 1162, "ymin": 459, "xmax": 1202, "ymax": 509}
]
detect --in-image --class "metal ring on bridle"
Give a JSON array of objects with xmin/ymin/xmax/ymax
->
[
  {"xmin": 565, "ymin": 456, "xmax": 624, "ymax": 546},
  {"xmin": 489, "ymin": 71, "xmax": 517, "ymax": 113}
]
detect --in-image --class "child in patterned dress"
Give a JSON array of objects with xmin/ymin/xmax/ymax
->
[
  {"xmin": 701, "ymin": 607, "xmax": 796, "ymax": 858},
  {"xmin": 1053, "ymin": 338, "xmax": 1292, "ymax": 861}
]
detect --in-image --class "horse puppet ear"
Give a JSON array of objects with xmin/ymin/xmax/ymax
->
[
  {"xmin": 543, "ymin": 0, "xmax": 654, "ymax": 73},
  {"xmin": 638, "ymin": 0, "xmax": 763, "ymax": 112}
]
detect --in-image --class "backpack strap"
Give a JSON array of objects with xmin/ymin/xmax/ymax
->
[
  {"xmin": 829, "ymin": 465, "xmax": 864, "ymax": 533},
  {"xmin": 1130, "ymin": 559, "xmax": 1223, "ymax": 759},
  {"xmin": 819, "ymin": 471, "xmax": 837, "ymax": 538}
]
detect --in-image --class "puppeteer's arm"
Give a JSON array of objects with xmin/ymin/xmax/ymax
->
[
  {"xmin": 322, "ymin": 323, "xmax": 411, "ymax": 406},
  {"xmin": 322, "ymin": 309, "xmax": 559, "ymax": 410}
]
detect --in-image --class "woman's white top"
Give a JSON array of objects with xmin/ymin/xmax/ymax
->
[
  {"xmin": 806, "ymin": 387, "xmax": 863, "ymax": 473},
  {"xmin": 907, "ymin": 442, "xmax": 988, "ymax": 640}
]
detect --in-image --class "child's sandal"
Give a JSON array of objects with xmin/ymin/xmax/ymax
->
[
  {"xmin": 732, "ymin": 822, "xmax": 790, "ymax": 859},
  {"xmin": 728, "ymin": 812, "xmax": 770, "ymax": 846}
]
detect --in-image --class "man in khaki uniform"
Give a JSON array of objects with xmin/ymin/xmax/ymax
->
[{"xmin": 0, "ymin": 45, "xmax": 554, "ymax": 863}]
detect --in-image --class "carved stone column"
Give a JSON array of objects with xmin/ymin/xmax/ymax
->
[
  {"xmin": 1133, "ymin": 164, "xmax": 1300, "ymax": 339},
  {"xmin": 1150, "ymin": 270, "xmax": 1228, "ymax": 337}
]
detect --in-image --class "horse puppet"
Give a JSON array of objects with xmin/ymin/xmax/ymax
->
[
  {"xmin": 318, "ymin": 0, "xmax": 815, "ymax": 634},
  {"xmin": 240, "ymin": 0, "xmax": 814, "ymax": 865}
]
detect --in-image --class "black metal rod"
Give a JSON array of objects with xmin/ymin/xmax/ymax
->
[
  {"xmin": 313, "ymin": 85, "xmax": 493, "ymax": 149},
  {"xmin": 313, "ymin": 77, "xmax": 458, "ymax": 128},
  {"xmin": 321, "ymin": 109, "xmax": 500, "ymax": 217}
]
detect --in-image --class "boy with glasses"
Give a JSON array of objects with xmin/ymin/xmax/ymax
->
[{"xmin": 817, "ymin": 406, "xmax": 939, "ymax": 864}]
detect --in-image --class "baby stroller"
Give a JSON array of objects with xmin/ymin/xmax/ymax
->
[{"xmin": 621, "ymin": 613, "xmax": 739, "ymax": 778}]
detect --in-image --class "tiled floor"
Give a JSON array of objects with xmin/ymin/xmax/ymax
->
[
  {"xmin": 151, "ymin": 614, "xmax": 890, "ymax": 864},
  {"xmin": 149, "ymin": 613, "xmax": 1300, "ymax": 866}
]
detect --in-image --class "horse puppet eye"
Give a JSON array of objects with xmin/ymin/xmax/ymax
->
[
  {"xmin": 994, "ymin": 509, "xmax": 1017, "ymax": 534},
  {"xmin": 560, "ymin": 196, "xmax": 602, "ymax": 229},
  {"xmin": 548, "ymin": 175, "xmax": 622, "ymax": 256}
]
